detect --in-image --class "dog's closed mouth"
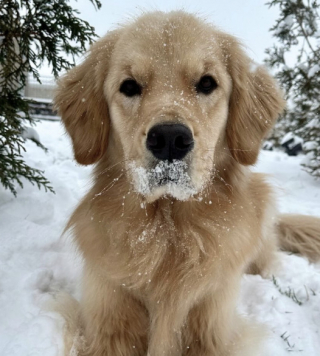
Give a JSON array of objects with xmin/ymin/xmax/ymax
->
[
  {"xmin": 152, "ymin": 160, "xmax": 189, "ymax": 184},
  {"xmin": 129, "ymin": 160, "xmax": 197, "ymax": 200},
  {"xmin": 158, "ymin": 176, "xmax": 178, "ymax": 186}
]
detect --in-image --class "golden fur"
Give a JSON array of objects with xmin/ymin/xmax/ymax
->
[{"xmin": 55, "ymin": 11, "xmax": 320, "ymax": 356}]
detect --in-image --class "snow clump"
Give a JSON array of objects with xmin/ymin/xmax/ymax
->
[{"xmin": 129, "ymin": 160, "xmax": 197, "ymax": 201}]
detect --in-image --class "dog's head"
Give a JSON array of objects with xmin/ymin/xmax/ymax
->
[{"xmin": 55, "ymin": 12, "xmax": 285, "ymax": 202}]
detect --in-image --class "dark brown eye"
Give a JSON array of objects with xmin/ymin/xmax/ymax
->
[
  {"xmin": 196, "ymin": 75, "xmax": 218, "ymax": 95},
  {"xmin": 120, "ymin": 79, "xmax": 142, "ymax": 97}
]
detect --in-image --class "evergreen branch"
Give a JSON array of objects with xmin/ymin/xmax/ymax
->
[
  {"xmin": 0, "ymin": 0, "xmax": 102, "ymax": 196},
  {"xmin": 296, "ymin": 12, "xmax": 320, "ymax": 61}
]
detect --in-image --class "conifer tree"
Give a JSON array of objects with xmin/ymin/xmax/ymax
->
[
  {"xmin": 265, "ymin": 0, "xmax": 320, "ymax": 177},
  {"xmin": 0, "ymin": 0, "xmax": 101, "ymax": 196}
]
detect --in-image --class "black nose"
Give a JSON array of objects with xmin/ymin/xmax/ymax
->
[{"xmin": 146, "ymin": 124, "xmax": 194, "ymax": 162}]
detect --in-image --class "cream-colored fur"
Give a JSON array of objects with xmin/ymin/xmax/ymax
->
[
  {"xmin": 54, "ymin": 11, "xmax": 320, "ymax": 356},
  {"xmin": 277, "ymin": 214, "xmax": 320, "ymax": 262}
]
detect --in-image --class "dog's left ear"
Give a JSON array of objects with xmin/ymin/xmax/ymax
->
[
  {"xmin": 55, "ymin": 30, "xmax": 121, "ymax": 165},
  {"xmin": 223, "ymin": 35, "xmax": 286, "ymax": 166}
]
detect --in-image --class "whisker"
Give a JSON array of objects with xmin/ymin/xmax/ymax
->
[
  {"xmin": 95, "ymin": 158, "xmax": 136, "ymax": 177},
  {"xmin": 197, "ymin": 155, "xmax": 234, "ymax": 195},
  {"xmin": 91, "ymin": 172, "xmax": 125, "ymax": 200}
]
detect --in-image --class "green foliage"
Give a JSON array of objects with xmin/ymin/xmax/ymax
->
[
  {"xmin": 280, "ymin": 331, "xmax": 297, "ymax": 352},
  {"xmin": 265, "ymin": 0, "xmax": 320, "ymax": 177},
  {"xmin": 272, "ymin": 275, "xmax": 303, "ymax": 305},
  {"xmin": 0, "ymin": 0, "xmax": 101, "ymax": 196}
]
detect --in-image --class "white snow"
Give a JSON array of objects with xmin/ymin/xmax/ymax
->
[
  {"xmin": 304, "ymin": 141, "xmax": 318, "ymax": 151},
  {"xmin": 308, "ymin": 65, "xmax": 320, "ymax": 78},
  {"xmin": 283, "ymin": 14, "xmax": 295, "ymax": 28},
  {"xmin": 21, "ymin": 126, "xmax": 40, "ymax": 142},
  {"xmin": 306, "ymin": 118, "xmax": 320, "ymax": 129},
  {"xmin": 280, "ymin": 132, "xmax": 303, "ymax": 146},
  {"xmin": 1, "ymin": 120, "xmax": 320, "ymax": 355},
  {"xmin": 280, "ymin": 132, "xmax": 295, "ymax": 145},
  {"xmin": 129, "ymin": 159, "xmax": 198, "ymax": 201},
  {"xmin": 274, "ymin": 15, "xmax": 295, "ymax": 35}
]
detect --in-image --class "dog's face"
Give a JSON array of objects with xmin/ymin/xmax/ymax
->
[
  {"xmin": 55, "ymin": 12, "xmax": 285, "ymax": 202},
  {"xmin": 105, "ymin": 14, "xmax": 233, "ymax": 201}
]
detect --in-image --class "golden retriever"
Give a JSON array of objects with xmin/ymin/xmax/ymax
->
[{"xmin": 55, "ymin": 11, "xmax": 320, "ymax": 356}]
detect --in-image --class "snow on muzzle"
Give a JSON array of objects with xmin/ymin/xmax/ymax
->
[
  {"xmin": 129, "ymin": 123, "xmax": 198, "ymax": 201},
  {"xmin": 129, "ymin": 160, "xmax": 197, "ymax": 201}
]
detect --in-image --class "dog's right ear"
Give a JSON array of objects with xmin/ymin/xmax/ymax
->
[
  {"xmin": 55, "ymin": 30, "xmax": 120, "ymax": 165},
  {"xmin": 219, "ymin": 33, "xmax": 285, "ymax": 166}
]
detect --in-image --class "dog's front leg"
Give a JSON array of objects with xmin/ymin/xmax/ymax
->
[
  {"xmin": 147, "ymin": 299, "xmax": 189, "ymax": 356},
  {"xmin": 80, "ymin": 268, "xmax": 149, "ymax": 356},
  {"xmin": 182, "ymin": 286, "xmax": 263, "ymax": 356},
  {"xmin": 182, "ymin": 294, "xmax": 232, "ymax": 356}
]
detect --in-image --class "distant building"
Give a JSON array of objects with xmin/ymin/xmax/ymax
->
[
  {"xmin": 24, "ymin": 74, "xmax": 58, "ymax": 119},
  {"xmin": 24, "ymin": 74, "xmax": 56, "ymax": 101}
]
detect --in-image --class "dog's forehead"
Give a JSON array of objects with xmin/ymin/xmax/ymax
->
[{"xmin": 113, "ymin": 12, "xmax": 225, "ymax": 76}]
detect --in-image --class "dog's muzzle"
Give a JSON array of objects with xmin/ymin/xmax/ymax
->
[
  {"xmin": 146, "ymin": 123, "xmax": 194, "ymax": 162},
  {"xmin": 129, "ymin": 123, "xmax": 197, "ymax": 201}
]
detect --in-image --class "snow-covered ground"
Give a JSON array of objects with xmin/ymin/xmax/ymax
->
[{"xmin": 0, "ymin": 120, "xmax": 319, "ymax": 355}]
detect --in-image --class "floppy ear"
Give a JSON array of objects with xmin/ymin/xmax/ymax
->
[
  {"xmin": 223, "ymin": 36, "xmax": 285, "ymax": 166},
  {"xmin": 54, "ymin": 30, "xmax": 120, "ymax": 165}
]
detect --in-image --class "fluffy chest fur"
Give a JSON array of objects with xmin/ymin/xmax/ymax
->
[{"xmin": 69, "ymin": 167, "xmax": 265, "ymax": 303}]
